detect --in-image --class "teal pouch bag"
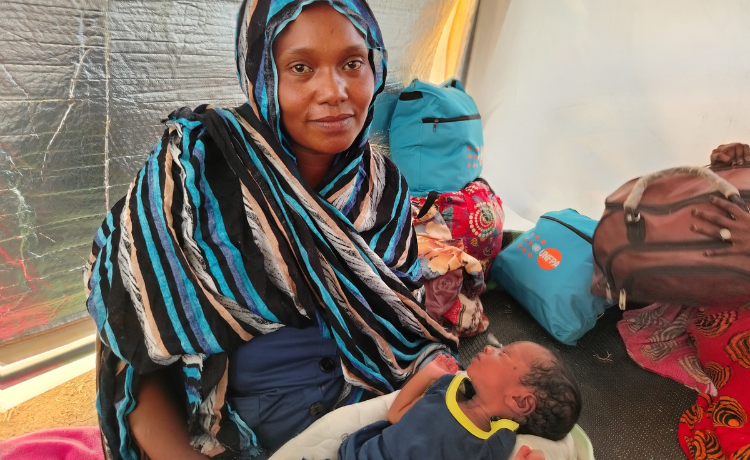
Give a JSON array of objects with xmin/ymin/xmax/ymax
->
[
  {"xmin": 389, "ymin": 79, "xmax": 483, "ymax": 196},
  {"xmin": 490, "ymin": 209, "xmax": 612, "ymax": 345}
]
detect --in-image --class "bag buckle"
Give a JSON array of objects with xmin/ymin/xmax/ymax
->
[
  {"xmin": 624, "ymin": 209, "xmax": 641, "ymax": 224},
  {"xmin": 624, "ymin": 208, "xmax": 645, "ymax": 242}
]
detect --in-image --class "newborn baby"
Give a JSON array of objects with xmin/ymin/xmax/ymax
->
[{"xmin": 339, "ymin": 341, "xmax": 582, "ymax": 460}]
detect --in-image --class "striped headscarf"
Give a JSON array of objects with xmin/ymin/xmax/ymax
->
[{"xmin": 85, "ymin": 0, "xmax": 457, "ymax": 458}]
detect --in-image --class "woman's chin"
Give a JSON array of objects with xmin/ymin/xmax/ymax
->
[{"xmin": 309, "ymin": 139, "xmax": 359, "ymax": 156}]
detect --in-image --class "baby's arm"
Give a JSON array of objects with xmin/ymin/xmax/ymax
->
[{"xmin": 386, "ymin": 354, "xmax": 459, "ymax": 424}]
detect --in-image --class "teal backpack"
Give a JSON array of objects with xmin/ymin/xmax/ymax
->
[
  {"xmin": 389, "ymin": 79, "xmax": 483, "ymax": 197},
  {"xmin": 490, "ymin": 209, "xmax": 612, "ymax": 345}
]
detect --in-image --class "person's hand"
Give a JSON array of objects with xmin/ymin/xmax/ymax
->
[
  {"xmin": 710, "ymin": 143, "xmax": 750, "ymax": 166},
  {"xmin": 691, "ymin": 196, "xmax": 750, "ymax": 257},
  {"xmin": 514, "ymin": 445, "xmax": 546, "ymax": 460},
  {"xmin": 423, "ymin": 354, "xmax": 459, "ymax": 379}
]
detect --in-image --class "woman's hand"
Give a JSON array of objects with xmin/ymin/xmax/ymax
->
[
  {"xmin": 514, "ymin": 445, "xmax": 546, "ymax": 460},
  {"xmin": 129, "ymin": 370, "xmax": 211, "ymax": 460},
  {"xmin": 711, "ymin": 143, "xmax": 750, "ymax": 166},
  {"xmin": 691, "ymin": 196, "xmax": 750, "ymax": 257}
]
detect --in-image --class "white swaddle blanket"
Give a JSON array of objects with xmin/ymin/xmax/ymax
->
[{"xmin": 270, "ymin": 390, "xmax": 594, "ymax": 460}]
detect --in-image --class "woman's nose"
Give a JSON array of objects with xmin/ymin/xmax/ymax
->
[{"xmin": 316, "ymin": 68, "xmax": 348, "ymax": 105}]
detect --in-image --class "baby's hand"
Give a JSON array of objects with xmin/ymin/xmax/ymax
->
[
  {"xmin": 514, "ymin": 445, "xmax": 546, "ymax": 460},
  {"xmin": 424, "ymin": 354, "xmax": 459, "ymax": 378},
  {"xmin": 433, "ymin": 354, "xmax": 460, "ymax": 373}
]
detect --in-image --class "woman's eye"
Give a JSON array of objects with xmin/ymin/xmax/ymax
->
[
  {"xmin": 345, "ymin": 60, "xmax": 362, "ymax": 70},
  {"xmin": 291, "ymin": 64, "xmax": 310, "ymax": 74}
]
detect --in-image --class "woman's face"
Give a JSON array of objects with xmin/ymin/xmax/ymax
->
[{"xmin": 273, "ymin": 3, "xmax": 375, "ymax": 159}]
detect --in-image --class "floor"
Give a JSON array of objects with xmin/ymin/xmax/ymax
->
[{"xmin": 0, "ymin": 370, "xmax": 97, "ymax": 441}]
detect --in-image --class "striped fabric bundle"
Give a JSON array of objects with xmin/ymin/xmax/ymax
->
[{"xmin": 84, "ymin": 0, "xmax": 457, "ymax": 459}]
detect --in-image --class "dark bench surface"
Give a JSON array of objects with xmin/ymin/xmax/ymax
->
[{"xmin": 460, "ymin": 289, "xmax": 696, "ymax": 460}]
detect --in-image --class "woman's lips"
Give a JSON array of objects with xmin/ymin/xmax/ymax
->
[{"xmin": 311, "ymin": 114, "xmax": 354, "ymax": 130}]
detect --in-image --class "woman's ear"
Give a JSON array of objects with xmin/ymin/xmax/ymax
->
[{"xmin": 506, "ymin": 392, "xmax": 536, "ymax": 417}]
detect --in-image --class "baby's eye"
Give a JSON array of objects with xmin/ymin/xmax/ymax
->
[{"xmin": 345, "ymin": 60, "xmax": 363, "ymax": 70}]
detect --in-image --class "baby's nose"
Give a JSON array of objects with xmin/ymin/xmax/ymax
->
[{"xmin": 483, "ymin": 345, "xmax": 495, "ymax": 354}]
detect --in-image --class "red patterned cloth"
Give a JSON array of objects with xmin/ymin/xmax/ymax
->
[
  {"xmin": 411, "ymin": 180, "xmax": 504, "ymax": 276},
  {"xmin": 679, "ymin": 305, "xmax": 750, "ymax": 460},
  {"xmin": 617, "ymin": 303, "xmax": 714, "ymax": 394},
  {"xmin": 441, "ymin": 298, "xmax": 464, "ymax": 325}
]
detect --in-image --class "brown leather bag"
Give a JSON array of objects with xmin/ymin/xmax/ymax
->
[{"xmin": 590, "ymin": 165, "xmax": 750, "ymax": 309}]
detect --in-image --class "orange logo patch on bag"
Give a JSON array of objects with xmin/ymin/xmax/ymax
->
[
  {"xmin": 522, "ymin": 233, "xmax": 561, "ymax": 269},
  {"xmin": 466, "ymin": 145, "xmax": 483, "ymax": 169},
  {"xmin": 538, "ymin": 248, "xmax": 562, "ymax": 270}
]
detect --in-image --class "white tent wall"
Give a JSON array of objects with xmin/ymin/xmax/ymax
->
[{"xmin": 465, "ymin": 0, "xmax": 750, "ymax": 223}]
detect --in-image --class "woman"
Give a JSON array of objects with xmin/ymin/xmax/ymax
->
[{"xmin": 84, "ymin": 1, "xmax": 457, "ymax": 459}]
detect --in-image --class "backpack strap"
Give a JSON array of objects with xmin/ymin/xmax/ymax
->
[{"xmin": 416, "ymin": 191, "xmax": 441, "ymax": 219}]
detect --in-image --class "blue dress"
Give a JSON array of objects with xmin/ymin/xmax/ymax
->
[
  {"xmin": 339, "ymin": 374, "xmax": 518, "ymax": 460},
  {"xmin": 227, "ymin": 325, "xmax": 345, "ymax": 454}
]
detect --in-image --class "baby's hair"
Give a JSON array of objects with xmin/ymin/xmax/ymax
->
[{"xmin": 516, "ymin": 349, "xmax": 582, "ymax": 441}]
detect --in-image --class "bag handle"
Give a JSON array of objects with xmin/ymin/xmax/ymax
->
[
  {"xmin": 623, "ymin": 166, "xmax": 746, "ymax": 223},
  {"xmin": 441, "ymin": 78, "xmax": 465, "ymax": 92},
  {"xmin": 474, "ymin": 177, "xmax": 496, "ymax": 195},
  {"xmin": 416, "ymin": 191, "xmax": 441, "ymax": 219}
]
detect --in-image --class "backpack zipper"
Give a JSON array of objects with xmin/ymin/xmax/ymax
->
[
  {"xmin": 605, "ymin": 191, "xmax": 750, "ymax": 213},
  {"xmin": 422, "ymin": 114, "xmax": 481, "ymax": 131},
  {"xmin": 603, "ymin": 240, "xmax": 728, "ymax": 294},
  {"xmin": 539, "ymin": 215, "xmax": 593, "ymax": 244},
  {"xmin": 621, "ymin": 265, "xmax": 750, "ymax": 301},
  {"xmin": 709, "ymin": 163, "xmax": 750, "ymax": 172}
]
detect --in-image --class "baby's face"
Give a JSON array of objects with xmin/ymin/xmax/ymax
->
[{"xmin": 466, "ymin": 341, "xmax": 551, "ymax": 398}]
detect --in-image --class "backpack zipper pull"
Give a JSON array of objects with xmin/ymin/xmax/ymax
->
[
  {"xmin": 619, "ymin": 289, "xmax": 627, "ymax": 310},
  {"xmin": 433, "ymin": 119, "xmax": 438, "ymax": 132}
]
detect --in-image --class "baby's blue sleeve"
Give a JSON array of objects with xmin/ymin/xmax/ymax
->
[
  {"xmin": 488, "ymin": 428, "xmax": 517, "ymax": 460},
  {"xmin": 424, "ymin": 373, "xmax": 456, "ymax": 396},
  {"xmin": 338, "ymin": 420, "xmax": 391, "ymax": 460}
]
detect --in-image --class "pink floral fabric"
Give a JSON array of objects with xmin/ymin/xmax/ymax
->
[{"xmin": 411, "ymin": 180, "xmax": 504, "ymax": 277}]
